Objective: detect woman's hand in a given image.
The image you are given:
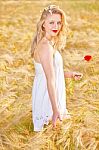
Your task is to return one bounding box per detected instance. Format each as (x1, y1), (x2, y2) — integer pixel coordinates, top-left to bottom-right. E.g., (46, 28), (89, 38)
(72, 72), (83, 80)
(52, 109), (62, 128)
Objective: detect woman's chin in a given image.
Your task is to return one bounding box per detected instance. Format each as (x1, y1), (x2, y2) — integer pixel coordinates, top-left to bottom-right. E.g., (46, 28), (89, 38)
(51, 33), (58, 37)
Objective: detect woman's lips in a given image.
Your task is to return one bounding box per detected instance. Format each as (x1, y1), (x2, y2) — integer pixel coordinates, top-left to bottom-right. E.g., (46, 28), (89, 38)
(52, 30), (58, 33)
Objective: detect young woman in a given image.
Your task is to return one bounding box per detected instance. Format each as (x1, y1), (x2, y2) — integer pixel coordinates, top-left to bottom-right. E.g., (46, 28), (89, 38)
(31, 5), (83, 132)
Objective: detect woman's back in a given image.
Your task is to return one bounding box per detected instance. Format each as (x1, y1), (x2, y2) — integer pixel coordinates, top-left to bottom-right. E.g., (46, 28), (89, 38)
(34, 38), (56, 63)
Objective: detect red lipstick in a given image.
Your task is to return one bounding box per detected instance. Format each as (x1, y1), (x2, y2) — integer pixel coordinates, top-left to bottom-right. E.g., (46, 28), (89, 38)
(52, 30), (58, 33)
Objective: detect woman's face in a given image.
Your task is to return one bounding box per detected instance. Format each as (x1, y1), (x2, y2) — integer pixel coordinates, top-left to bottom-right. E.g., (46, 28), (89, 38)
(43, 13), (62, 38)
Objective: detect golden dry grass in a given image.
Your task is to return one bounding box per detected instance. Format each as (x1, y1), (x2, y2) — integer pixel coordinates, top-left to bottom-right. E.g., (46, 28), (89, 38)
(0, 0), (99, 150)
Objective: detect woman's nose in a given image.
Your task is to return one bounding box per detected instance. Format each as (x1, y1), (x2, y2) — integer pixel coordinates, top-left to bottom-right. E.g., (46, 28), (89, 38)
(53, 23), (58, 29)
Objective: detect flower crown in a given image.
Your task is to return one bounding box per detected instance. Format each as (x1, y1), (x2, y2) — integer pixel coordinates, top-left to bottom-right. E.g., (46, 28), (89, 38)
(44, 5), (59, 15)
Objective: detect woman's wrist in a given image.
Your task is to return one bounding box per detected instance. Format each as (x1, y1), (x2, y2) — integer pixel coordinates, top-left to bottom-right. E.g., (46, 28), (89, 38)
(72, 72), (76, 78)
(64, 71), (74, 78)
(69, 72), (74, 78)
(53, 105), (59, 113)
(72, 72), (74, 78)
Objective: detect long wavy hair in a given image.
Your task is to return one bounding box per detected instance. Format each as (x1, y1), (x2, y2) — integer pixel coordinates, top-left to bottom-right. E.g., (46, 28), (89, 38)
(31, 5), (69, 58)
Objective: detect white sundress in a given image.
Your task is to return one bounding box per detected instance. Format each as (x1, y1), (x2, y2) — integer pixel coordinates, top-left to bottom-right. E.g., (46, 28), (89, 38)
(32, 50), (69, 132)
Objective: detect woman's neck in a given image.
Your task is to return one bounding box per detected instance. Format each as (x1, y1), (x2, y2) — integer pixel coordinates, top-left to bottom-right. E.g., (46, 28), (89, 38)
(44, 36), (55, 47)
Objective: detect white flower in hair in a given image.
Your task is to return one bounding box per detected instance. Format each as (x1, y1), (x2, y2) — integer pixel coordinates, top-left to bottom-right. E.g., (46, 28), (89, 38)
(45, 5), (59, 10)
(48, 9), (52, 15)
(44, 7), (48, 11)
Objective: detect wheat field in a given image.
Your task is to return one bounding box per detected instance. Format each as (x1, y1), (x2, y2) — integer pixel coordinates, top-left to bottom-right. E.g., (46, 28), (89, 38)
(0, 0), (99, 150)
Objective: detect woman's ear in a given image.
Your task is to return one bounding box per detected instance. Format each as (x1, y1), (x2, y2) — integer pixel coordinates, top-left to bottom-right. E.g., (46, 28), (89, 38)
(42, 23), (45, 31)
(42, 22), (45, 28)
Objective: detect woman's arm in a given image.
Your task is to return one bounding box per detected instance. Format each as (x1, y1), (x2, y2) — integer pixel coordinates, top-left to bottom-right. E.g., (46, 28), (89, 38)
(64, 71), (83, 80)
(38, 42), (58, 113)
(64, 71), (73, 78)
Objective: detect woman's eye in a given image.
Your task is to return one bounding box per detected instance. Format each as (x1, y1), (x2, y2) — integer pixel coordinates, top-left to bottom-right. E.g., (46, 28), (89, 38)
(50, 22), (54, 24)
(57, 22), (62, 25)
(49, 21), (62, 25)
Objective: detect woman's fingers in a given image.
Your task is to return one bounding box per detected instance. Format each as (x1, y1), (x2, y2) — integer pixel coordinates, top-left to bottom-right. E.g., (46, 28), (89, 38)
(73, 72), (83, 80)
(58, 113), (62, 121)
(75, 73), (83, 77)
(52, 118), (56, 128)
(74, 76), (80, 80)
(52, 113), (62, 128)
(52, 114), (57, 127)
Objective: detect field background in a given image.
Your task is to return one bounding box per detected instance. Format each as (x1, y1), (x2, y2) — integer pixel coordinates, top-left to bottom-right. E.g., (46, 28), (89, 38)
(0, 0), (99, 150)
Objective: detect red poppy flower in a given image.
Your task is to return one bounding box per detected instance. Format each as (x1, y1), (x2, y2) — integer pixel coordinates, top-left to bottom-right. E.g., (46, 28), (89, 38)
(84, 55), (92, 61)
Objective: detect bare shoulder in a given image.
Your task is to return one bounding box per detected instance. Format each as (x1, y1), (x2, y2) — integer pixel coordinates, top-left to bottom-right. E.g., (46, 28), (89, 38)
(37, 38), (54, 61)
(38, 39), (53, 56)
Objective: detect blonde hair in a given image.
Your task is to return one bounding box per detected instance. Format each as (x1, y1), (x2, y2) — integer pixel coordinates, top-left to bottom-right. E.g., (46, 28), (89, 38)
(31, 5), (69, 58)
